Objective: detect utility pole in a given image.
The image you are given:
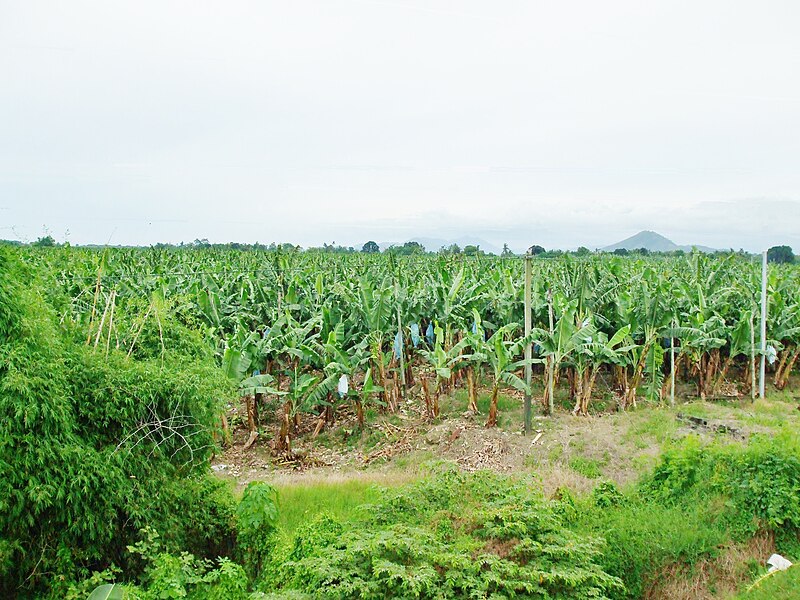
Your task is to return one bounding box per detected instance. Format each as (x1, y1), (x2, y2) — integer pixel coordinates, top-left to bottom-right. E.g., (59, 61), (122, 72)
(759, 250), (768, 399)
(523, 252), (532, 435)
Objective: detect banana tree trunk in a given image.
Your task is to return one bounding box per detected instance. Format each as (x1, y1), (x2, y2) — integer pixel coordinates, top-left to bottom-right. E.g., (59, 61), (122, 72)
(542, 357), (552, 412)
(712, 354), (734, 396)
(245, 394), (258, 433)
(421, 377), (434, 419)
(275, 401), (291, 454)
(576, 368), (598, 416)
(466, 366), (478, 413)
(485, 383), (499, 427)
(625, 342), (653, 409)
(571, 368), (585, 415)
(355, 400), (365, 428)
(773, 348), (790, 387)
(776, 345), (800, 390)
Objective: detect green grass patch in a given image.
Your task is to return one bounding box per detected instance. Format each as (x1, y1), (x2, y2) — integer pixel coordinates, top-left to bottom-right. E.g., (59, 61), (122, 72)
(624, 409), (678, 448)
(569, 456), (604, 478)
(275, 480), (383, 536)
(737, 565), (800, 599)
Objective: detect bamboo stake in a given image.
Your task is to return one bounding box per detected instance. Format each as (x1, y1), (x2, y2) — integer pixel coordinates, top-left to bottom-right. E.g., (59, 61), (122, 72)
(86, 268), (103, 345)
(105, 290), (116, 357)
(93, 292), (112, 348)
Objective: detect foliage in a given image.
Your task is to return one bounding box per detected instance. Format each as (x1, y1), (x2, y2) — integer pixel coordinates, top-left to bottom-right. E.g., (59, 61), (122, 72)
(87, 527), (250, 600)
(361, 241), (379, 254)
(267, 467), (623, 598)
(237, 482), (280, 580)
(0, 249), (236, 598)
(768, 245), (794, 264)
(645, 430), (800, 537)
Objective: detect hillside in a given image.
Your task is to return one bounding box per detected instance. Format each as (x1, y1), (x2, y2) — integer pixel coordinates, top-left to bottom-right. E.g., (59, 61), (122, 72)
(603, 230), (716, 253)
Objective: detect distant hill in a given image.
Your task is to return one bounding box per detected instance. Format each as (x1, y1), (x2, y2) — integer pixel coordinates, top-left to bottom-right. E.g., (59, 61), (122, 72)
(602, 231), (715, 253)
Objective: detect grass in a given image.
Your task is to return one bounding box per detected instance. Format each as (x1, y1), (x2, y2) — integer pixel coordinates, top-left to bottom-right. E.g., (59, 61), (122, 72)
(569, 456), (604, 478)
(737, 565), (800, 599)
(623, 409), (679, 448)
(275, 480), (383, 535)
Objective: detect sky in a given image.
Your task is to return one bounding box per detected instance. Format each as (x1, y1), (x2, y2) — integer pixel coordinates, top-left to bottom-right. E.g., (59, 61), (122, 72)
(1, 1), (799, 252)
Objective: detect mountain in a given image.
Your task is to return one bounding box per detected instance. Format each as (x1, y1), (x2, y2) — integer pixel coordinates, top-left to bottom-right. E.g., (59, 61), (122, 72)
(602, 231), (716, 253)
(378, 237), (504, 255)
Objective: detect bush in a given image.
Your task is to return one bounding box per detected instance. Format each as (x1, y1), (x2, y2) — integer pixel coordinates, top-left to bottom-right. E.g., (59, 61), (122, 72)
(0, 249), (236, 597)
(644, 431), (800, 537)
(269, 468), (623, 599)
(237, 482), (279, 580)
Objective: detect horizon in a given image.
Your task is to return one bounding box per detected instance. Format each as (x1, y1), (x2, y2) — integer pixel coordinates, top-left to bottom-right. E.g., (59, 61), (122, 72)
(3, 2), (799, 252)
(6, 228), (765, 255)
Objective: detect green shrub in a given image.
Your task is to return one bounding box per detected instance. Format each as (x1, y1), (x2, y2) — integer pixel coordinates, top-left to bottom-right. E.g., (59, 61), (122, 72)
(0, 249), (236, 597)
(237, 482), (279, 580)
(270, 469), (623, 599)
(644, 431), (800, 537)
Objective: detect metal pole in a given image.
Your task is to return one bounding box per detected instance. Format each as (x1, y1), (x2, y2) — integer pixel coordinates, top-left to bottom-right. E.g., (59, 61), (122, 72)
(759, 250), (767, 399)
(395, 279), (406, 397)
(523, 253), (532, 434)
(547, 288), (555, 416)
(670, 317), (675, 407)
(749, 310), (756, 400)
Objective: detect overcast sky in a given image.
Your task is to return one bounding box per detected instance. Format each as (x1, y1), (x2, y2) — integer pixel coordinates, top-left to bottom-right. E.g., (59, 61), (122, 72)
(1, 1), (799, 251)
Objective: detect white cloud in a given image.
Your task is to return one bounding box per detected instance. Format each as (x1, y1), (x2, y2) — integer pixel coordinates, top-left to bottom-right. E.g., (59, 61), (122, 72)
(1, 1), (799, 251)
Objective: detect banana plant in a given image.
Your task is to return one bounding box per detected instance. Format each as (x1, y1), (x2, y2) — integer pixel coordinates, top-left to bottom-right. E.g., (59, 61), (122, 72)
(467, 322), (530, 427)
(570, 322), (632, 415)
(418, 323), (469, 419)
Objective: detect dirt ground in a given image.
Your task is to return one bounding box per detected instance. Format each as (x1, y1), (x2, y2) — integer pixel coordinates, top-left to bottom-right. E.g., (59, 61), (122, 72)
(211, 379), (800, 494)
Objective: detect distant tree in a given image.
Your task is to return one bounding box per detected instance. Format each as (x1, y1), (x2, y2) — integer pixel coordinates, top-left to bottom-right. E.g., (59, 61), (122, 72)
(193, 238), (211, 248)
(768, 245), (794, 264)
(362, 241), (380, 253)
(463, 245), (482, 256)
(387, 241), (426, 256)
(574, 246), (590, 256)
(528, 245), (545, 256)
(636, 247), (650, 255)
(501, 243), (514, 258)
(32, 235), (56, 247)
(613, 248), (629, 256)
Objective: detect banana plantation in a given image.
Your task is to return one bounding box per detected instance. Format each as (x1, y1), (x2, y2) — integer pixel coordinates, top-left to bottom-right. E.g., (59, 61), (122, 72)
(6, 244), (800, 598)
(24, 246), (800, 448)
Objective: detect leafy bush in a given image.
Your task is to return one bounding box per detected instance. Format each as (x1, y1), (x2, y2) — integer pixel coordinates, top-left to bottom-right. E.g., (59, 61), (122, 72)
(645, 431), (800, 537)
(268, 467), (623, 599)
(237, 482), (279, 580)
(592, 481), (624, 508)
(0, 249), (236, 597)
